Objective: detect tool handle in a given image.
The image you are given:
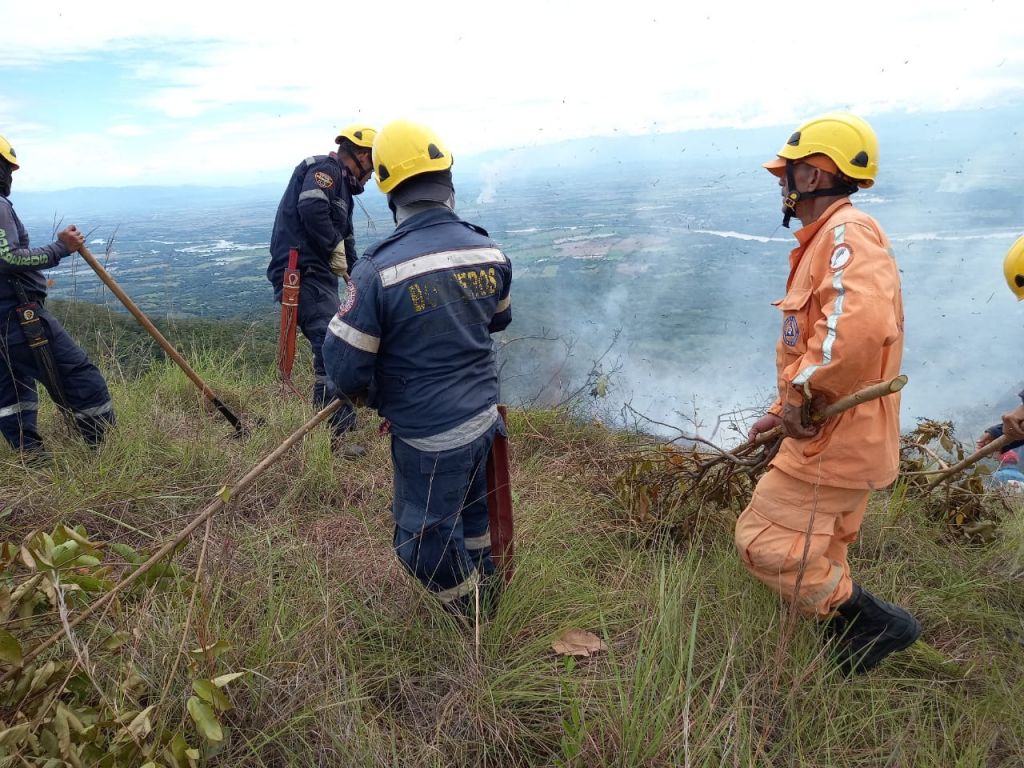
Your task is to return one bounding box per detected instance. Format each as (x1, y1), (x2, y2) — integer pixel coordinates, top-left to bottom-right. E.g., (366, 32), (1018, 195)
(78, 245), (243, 430)
(745, 375), (908, 450)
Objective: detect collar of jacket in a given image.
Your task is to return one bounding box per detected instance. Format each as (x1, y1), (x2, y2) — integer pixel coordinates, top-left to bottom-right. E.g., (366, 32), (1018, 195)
(364, 207), (468, 260)
(394, 205), (460, 233)
(792, 198), (852, 249)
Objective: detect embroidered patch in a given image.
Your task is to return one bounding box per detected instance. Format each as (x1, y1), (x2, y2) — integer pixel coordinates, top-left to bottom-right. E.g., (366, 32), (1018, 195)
(830, 243), (853, 271)
(339, 281), (357, 316)
(314, 171), (334, 189)
(782, 315), (800, 347)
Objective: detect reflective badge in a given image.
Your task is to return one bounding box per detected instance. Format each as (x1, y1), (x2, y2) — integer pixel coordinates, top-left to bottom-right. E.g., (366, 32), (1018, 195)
(339, 281), (356, 316)
(314, 171), (334, 189)
(830, 243), (853, 271)
(783, 315), (799, 347)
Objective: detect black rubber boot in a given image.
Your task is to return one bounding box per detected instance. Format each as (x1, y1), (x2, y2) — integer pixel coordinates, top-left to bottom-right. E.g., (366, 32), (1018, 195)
(832, 582), (921, 675)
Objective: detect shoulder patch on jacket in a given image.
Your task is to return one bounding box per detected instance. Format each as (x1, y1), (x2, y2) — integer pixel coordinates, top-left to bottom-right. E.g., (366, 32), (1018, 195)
(829, 243), (854, 271)
(339, 281), (357, 315)
(314, 171), (334, 189)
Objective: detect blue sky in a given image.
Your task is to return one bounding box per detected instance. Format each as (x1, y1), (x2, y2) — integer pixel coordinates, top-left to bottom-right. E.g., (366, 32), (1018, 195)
(3, 0), (1023, 190)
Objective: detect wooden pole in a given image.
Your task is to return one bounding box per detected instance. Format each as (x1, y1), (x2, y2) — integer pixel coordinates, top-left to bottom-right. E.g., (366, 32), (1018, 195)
(77, 244), (246, 434)
(0, 399), (343, 684)
(923, 434), (1009, 491)
(745, 375), (908, 451)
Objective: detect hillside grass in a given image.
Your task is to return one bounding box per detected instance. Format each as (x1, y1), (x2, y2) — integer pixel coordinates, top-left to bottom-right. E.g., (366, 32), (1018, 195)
(2, 303), (1024, 766)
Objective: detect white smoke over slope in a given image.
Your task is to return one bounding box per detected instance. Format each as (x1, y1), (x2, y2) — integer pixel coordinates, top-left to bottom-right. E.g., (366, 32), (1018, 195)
(473, 111), (1024, 445)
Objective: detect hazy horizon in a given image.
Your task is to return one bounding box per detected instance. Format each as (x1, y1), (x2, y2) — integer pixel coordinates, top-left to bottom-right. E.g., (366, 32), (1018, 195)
(9, 107), (1024, 448)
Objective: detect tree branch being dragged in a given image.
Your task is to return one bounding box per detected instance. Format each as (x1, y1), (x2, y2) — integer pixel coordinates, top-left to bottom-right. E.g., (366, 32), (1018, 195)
(614, 376), (907, 540)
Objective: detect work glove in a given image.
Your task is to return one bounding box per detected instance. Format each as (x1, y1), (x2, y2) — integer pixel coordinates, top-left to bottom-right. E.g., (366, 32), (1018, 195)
(329, 242), (349, 282)
(781, 388), (827, 440)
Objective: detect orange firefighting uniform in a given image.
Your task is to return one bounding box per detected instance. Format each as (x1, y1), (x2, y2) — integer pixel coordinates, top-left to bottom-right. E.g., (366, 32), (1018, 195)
(735, 198), (904, 616)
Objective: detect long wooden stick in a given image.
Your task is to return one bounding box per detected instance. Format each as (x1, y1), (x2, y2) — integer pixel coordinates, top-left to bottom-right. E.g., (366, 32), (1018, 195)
(746, 375), (908, 450)
(0, 399), (343, 684)
(923, 434), (1009, 490)
(77, 244), (247, 434)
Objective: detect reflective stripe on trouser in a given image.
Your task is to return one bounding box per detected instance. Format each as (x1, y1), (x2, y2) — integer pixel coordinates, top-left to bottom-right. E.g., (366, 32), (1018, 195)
(1, 306), (115, 450)
(297, 280), (355, 435)
(734, 468), (870, 617)
(390, 421), (500, 602)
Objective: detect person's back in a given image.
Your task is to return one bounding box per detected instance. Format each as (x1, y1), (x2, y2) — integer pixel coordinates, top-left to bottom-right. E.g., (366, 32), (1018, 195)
(346, 206), (510, 438)
(322, 119), (512, 615)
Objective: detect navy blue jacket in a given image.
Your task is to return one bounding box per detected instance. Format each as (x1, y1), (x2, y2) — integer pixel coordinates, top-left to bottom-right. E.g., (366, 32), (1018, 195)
(322, 207), (512, 438)
(0, 196), (70, 306)
(267, 153), (357, 298)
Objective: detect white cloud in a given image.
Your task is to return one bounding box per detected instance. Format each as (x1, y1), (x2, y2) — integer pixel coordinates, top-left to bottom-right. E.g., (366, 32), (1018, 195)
(5, 0), (1023, 188)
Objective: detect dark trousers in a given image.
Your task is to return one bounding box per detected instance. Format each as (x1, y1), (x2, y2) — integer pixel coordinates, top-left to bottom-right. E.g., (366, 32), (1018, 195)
(0, 305), (115, 451)
(390, 420), (502, 605)
(297, 280), (355, 435)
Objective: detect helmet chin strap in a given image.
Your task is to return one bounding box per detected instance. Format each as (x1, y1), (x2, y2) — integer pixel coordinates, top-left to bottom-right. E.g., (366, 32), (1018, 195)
(351, 150), (372, 185)
(782, 160), (858, 228)
(339, 147), (372, 194)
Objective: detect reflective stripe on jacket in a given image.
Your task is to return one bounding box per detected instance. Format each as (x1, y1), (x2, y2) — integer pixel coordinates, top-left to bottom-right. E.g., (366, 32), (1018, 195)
(770, 198), (904, 489)
(322, 207), (512, 438)
(0, 197), (69, 305)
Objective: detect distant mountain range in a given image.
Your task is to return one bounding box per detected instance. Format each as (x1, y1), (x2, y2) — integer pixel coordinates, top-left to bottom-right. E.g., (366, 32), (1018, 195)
(13, 102), (1023, 219)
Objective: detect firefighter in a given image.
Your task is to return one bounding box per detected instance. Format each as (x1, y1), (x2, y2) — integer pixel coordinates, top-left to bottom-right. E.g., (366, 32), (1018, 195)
(734, 113), (920, 675)
(0, 134), (115, 455)
(267, 124), (377, 457)
(989, 235), (1024, 444)
(322, 120), (512, 614)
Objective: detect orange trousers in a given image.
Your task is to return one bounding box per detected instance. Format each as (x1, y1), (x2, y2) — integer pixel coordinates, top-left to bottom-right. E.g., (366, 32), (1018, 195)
(734, 468), (870, 618)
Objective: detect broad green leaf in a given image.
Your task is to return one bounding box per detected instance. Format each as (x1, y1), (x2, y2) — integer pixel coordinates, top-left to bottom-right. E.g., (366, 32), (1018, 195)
(64, 575), (114, 593)
(28, 660), (57, 695)
(169, 732), (192, 765)
(187, 696), (223, 742)
(49, 541), (81, 567)
(53, 706), (71, 760)
(0, 722), (32, 747)
(192, 679), (233, 712)
(110, 542), (144, 564)
(39, 726), (60, 757)
(102, 631), (131, 651)
(168, 732), (202, 768)
(0, 629), (22, 664)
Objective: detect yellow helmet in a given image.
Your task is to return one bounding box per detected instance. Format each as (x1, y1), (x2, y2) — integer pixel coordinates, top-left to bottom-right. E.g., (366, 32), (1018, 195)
(335, 125), (376, 149)
(1003, 235), (1024, 300)
(0, 135), (19, 169)
(767, 112), (878, 188)
(372, 120), (452, 195)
